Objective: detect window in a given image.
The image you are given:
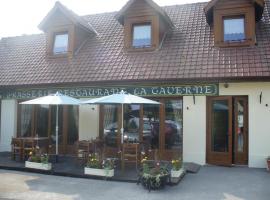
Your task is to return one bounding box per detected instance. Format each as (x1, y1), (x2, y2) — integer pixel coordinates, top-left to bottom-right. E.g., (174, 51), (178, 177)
(223, 17), (245, 42)
(53, 33), (69, 54)
(132, 24), (151, 48)
(103, 105), (118, 147)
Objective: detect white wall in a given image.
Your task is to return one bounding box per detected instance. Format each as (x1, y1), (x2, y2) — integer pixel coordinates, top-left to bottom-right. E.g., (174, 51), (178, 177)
(0, 100), (17, 152)
(220, 82), (270, 168)
(183, 96), (206, 165)
(79, 102), (99, 141)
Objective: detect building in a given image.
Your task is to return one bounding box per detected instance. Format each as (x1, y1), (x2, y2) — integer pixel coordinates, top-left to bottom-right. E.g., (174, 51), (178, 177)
(0, 0), (269, 168)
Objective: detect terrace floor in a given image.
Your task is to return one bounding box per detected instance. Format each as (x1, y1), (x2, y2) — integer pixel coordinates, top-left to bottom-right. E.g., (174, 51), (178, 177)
(0, 152), (139, 182)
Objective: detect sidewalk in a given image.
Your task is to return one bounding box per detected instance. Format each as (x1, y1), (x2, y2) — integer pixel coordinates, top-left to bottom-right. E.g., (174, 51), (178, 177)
(0, 166), (269, 200)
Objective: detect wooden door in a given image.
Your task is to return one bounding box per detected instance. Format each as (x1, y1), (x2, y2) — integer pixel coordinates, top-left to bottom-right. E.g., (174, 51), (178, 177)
(233, 97), (248, 165)
(207, 96), (233, 166)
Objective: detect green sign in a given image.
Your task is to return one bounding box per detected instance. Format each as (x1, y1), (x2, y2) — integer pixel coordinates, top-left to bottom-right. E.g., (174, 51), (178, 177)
(0, 84), (218, 99)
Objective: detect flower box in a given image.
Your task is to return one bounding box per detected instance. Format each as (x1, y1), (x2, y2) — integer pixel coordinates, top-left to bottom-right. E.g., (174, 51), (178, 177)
(84, 167), (114, 177)
(25, 161), (52, 170)
(171, 168), (185, 178)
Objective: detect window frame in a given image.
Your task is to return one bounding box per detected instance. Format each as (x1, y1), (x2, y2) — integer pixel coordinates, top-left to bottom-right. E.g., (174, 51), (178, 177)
(124, 16), (159, 52)
(52, 32), (69, 55)
(223, 15), (246, 43)
(132, 23), (152, 48)
(213, 6), (256, 47)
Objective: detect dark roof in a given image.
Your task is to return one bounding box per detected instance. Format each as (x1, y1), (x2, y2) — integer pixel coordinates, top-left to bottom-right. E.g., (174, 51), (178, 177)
(0, 1), (270, 88)
(39, 1), (97, 34)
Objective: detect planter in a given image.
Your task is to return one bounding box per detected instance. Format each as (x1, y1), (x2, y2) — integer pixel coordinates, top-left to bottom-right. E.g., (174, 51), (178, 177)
(267, 159), (270, 171)
(84, 167), (114, 177)
(25, 161), (52, 170)
(171, 168), (185, 178)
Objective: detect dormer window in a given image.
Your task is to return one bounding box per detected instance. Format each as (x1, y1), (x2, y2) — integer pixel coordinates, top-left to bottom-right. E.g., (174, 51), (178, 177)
(116, 0), (174, 51)
(204, 0), (265, 47)
(223, 17), (245, 42)
(132, 24), (151, 48)
(53, 33), (69, 54)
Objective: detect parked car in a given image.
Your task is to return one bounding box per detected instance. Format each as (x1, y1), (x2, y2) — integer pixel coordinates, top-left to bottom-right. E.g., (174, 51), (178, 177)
(104, 119), (152, 145)
(104, 118), (179, 148)
(151, 121), (178, 148)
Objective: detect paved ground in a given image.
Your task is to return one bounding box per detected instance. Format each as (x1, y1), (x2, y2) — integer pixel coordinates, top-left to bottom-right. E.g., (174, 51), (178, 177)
(0, 166), (269, 200)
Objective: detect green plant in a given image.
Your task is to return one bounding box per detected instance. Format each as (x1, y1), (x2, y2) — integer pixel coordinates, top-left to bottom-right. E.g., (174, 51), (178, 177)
(28, 149), (49, 164)
(140, 157), (170, 191)
(102, 158), (114, 170)
(86, 154), (115, 171)
(171, 158), (182, 171)
(86, 153), (101, 169)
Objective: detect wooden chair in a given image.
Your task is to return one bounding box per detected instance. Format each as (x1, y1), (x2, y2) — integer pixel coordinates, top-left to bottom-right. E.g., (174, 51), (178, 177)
(121, 143), (139, 171)
(11, 138), (23, 161)
(76, 140), (94, 164)
(22, 139), (36, 160)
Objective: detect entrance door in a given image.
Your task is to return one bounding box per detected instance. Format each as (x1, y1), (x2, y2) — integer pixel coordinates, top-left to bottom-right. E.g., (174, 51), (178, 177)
(207, 96), (233, 165)
(207, 96), (248, 166)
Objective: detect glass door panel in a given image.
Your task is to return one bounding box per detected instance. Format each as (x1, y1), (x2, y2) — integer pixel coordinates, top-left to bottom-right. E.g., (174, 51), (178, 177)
(50, 106), (64, 153)
(164, 100), (183, 150)
(35, 105), (49, 137)
(234, 97), (248, 165)
(103, 105), (119, 147)
(211, 100), (229, 152)
(143, 104), (160, 149)
(18, 104), (33, 137)
(123, 104), (140, 143)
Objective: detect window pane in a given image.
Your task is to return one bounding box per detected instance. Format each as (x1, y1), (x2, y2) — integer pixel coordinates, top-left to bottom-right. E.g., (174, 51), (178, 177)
(36, 105), (49, 137)
(123, 105), (140, 143)
(19, 105), (32, 137)
(237, 100), (244, 153)
(67, 106), (79, 145)
(143, 103), (160, 149)
(104, 105), (118, 147)
(211, 100), (229, 152)
(164, 100), (183, 150)
(53, 34), (68, 54)
(224, 18), (245, 41)
(133, 24), (151, 47)
(51, 106), (63, 145)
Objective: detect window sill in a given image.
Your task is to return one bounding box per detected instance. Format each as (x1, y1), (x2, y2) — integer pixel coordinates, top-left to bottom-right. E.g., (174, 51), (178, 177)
(216, 39), (254, 47)
(126, 46), (156, 52)
(47, 52), (71, 59)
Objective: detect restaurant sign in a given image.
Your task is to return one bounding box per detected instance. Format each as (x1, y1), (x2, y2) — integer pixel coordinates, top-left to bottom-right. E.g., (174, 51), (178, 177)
(0, 84), (218, 99)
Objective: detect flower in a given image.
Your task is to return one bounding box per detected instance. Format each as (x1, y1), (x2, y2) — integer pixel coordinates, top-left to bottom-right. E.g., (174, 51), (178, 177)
(28, 148), (49, 164)
(171, 158), (182, 171)
(141, 156), (148, 163)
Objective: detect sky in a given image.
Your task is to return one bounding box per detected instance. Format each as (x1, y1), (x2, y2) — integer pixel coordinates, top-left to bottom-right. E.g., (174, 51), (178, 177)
(0, 0), (207, 38)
